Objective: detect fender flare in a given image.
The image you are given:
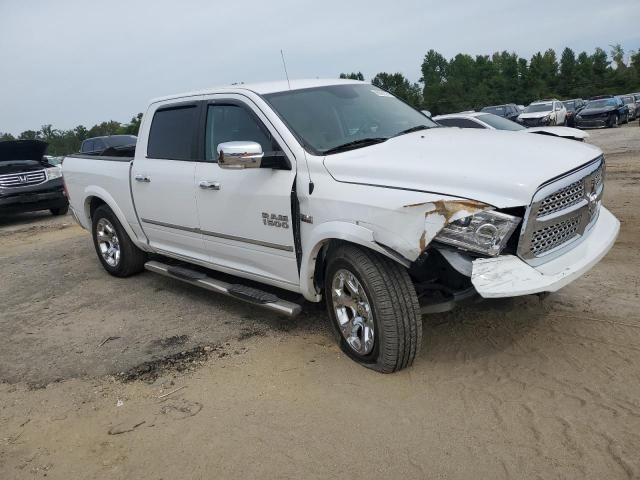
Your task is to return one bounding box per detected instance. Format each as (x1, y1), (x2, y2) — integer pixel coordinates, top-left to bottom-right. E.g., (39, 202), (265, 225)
(82, 186), (145, 249)
(299, 221), (410, 302)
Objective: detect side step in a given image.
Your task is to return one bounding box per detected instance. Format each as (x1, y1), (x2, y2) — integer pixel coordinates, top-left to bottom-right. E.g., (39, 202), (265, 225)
(144, 260), (302, 317)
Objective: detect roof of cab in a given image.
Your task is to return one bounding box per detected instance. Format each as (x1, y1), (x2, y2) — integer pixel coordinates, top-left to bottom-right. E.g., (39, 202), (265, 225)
(149, 78), (368, 105)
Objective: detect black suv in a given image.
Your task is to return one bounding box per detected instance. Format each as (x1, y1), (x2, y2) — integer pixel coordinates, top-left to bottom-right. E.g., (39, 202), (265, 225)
(480, 103), (520, 121)
(0, 140), (68, 216)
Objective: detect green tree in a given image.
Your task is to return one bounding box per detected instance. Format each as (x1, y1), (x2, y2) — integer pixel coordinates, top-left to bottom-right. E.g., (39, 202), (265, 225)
(558, 48), (577, 97)
(339, 72), (365, 81)
(18, 130), (40, 140)
(371, 72), (422, 107)
(0, 132), (16, 141)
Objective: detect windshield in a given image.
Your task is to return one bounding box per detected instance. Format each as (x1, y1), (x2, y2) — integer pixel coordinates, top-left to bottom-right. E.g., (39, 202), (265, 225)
(263, 84), (437, 154)
(106, 136), (137, 147)
(524, 102), (553, 113)
(481, 106), (506, 115)
(563, 101), (576, 110)
(477, 113), (525, 131)
(586, 99), (615, 109)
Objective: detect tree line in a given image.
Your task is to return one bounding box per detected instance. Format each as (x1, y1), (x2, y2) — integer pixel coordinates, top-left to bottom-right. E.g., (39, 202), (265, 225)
(341, 44), (639, 115)
(2, 44), (638, 155)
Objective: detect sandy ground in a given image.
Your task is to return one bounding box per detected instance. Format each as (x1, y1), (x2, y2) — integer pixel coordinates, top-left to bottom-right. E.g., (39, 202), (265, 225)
(1, 124), (639, 479)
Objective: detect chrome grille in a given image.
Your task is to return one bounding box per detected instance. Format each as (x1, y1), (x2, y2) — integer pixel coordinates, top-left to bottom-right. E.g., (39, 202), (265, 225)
(537, 180), (584, 217)
(529, 214), (582, 256)
(0, 170), (47, 188)
(518, 158), (605, 265)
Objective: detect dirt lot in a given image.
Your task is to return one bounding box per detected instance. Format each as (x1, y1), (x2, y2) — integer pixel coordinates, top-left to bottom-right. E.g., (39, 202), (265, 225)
(1, 124), (639, 479)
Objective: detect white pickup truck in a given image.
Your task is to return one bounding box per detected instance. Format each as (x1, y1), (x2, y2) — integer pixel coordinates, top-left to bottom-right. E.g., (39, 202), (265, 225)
(63, 79), (620, 373)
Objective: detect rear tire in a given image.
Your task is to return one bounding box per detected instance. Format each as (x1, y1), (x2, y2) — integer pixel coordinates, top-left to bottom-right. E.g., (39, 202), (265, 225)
(324, 244), (422, 373)
(91, 205), (146, 277)
(50, 205), (69, 216)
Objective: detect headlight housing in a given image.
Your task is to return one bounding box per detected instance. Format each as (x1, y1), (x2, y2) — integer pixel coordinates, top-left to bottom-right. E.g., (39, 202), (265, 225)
(434, 210), (520, 257)
(46, 167), (62, 180)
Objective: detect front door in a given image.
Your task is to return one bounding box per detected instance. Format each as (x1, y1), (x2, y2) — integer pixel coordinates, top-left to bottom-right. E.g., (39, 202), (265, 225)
(194, 98), (299, 287)
(132, 101), (207, 260)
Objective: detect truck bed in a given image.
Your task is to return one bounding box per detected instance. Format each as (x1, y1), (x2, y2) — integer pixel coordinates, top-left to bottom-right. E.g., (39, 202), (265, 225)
(62, 154), (146, 244)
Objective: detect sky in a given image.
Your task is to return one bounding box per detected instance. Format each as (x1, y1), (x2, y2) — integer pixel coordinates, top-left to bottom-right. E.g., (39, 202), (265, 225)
(1, 0), (639, 135)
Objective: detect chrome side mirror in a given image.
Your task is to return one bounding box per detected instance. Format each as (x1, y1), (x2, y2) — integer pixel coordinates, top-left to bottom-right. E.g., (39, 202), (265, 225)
(217, 141), (264, 169)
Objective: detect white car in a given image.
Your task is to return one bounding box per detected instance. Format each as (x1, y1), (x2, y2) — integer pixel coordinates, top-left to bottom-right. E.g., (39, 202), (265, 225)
(518, 99), (567, 127)
(434, 111), (589, 141)
(63, 79), (619, 373)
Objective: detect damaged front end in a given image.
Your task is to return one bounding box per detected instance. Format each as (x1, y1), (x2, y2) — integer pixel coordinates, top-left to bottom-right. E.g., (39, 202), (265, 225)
(402, 199), (523, 314)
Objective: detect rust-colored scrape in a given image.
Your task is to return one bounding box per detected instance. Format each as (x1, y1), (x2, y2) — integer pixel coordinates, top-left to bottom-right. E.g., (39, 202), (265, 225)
(429, 200), (486, 222)
(404, 199), (486, 221)
(410, 199), (487, 254)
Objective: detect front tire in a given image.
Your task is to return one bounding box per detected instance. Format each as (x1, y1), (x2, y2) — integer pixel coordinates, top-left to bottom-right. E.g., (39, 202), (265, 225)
(91, 205), (146, 277)
(325, 245), (422, 373)
(609, 114), (619, 128)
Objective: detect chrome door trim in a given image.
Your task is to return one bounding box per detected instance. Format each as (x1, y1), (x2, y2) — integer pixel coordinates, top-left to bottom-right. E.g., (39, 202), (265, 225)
(140, 218), (294, 252)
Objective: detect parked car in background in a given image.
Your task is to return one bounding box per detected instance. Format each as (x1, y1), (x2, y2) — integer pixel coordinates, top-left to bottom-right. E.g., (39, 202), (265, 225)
(480, 103), (520, 121)
(517, 99), (567, 126)
(517, 105), (525, 112)
(62, 79), (619, 372)
(562, 99), (586, 127)
(618, 95), (637, 121)
(434, 112), (588, 141)
(80, 135), (137, 156)
(0, 140), (68, 216)
(576, 96), (627, 129)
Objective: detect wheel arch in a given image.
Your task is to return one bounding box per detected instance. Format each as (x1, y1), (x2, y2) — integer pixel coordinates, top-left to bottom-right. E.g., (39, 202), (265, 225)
(299, 221), (410, 302)
(82, 187), (143, 249)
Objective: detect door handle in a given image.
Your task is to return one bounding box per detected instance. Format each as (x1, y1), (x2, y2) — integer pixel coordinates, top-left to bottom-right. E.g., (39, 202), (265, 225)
(135, 174), (151, 183)
(199, 181), (221, 190)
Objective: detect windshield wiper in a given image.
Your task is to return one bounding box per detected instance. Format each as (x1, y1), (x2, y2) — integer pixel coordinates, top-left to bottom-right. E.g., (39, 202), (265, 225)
(393, 125), (431, 137)
(322, 137), (388, 155)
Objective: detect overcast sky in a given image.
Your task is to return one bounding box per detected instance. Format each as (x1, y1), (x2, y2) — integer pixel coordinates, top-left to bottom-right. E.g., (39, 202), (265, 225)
(1, 0), (639, 135)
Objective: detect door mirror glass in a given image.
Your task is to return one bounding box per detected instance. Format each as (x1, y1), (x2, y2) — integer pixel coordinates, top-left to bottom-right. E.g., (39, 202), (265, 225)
(217, 141), (263, 169)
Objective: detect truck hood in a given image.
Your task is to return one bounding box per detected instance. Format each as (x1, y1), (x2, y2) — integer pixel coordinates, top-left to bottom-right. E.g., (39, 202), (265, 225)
(322, 128), (602, 208)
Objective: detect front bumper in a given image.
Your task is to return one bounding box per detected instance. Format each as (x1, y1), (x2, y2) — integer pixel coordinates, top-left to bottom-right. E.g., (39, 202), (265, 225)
(576, 118), (608, 129)
(0, 185), (67, 214)
(471, 207), (619, 298)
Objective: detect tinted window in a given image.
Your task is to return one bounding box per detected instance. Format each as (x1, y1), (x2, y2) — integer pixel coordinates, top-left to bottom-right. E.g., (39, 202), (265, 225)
(205, 104), (277, 161)
(147, 105), (198, 160)
(436, 118), (485, 129)
(105, 135), (137, 147)
(481, 106), (506, 116)
(82, 140), (93, 152)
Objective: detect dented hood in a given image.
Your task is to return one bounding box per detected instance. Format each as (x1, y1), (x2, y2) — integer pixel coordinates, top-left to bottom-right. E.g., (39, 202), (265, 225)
(322, 128), (602, 208)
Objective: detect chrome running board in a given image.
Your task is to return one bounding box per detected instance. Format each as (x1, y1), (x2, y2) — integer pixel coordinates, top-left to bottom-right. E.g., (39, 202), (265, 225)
(144, 260), (302, 317)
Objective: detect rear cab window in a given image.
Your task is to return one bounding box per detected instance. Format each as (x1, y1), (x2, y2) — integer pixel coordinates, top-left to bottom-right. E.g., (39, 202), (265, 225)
(147, 104), (200, 160)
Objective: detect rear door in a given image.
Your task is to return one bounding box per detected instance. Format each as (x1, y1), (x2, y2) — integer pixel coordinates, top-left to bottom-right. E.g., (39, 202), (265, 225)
(194, 96), (299, 287)
(132, 100), (208, 260)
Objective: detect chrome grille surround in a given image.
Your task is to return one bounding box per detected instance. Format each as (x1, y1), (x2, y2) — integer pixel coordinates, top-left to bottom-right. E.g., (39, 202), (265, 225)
(0, 169), (47, 188)
(518, 157), (605, 266)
